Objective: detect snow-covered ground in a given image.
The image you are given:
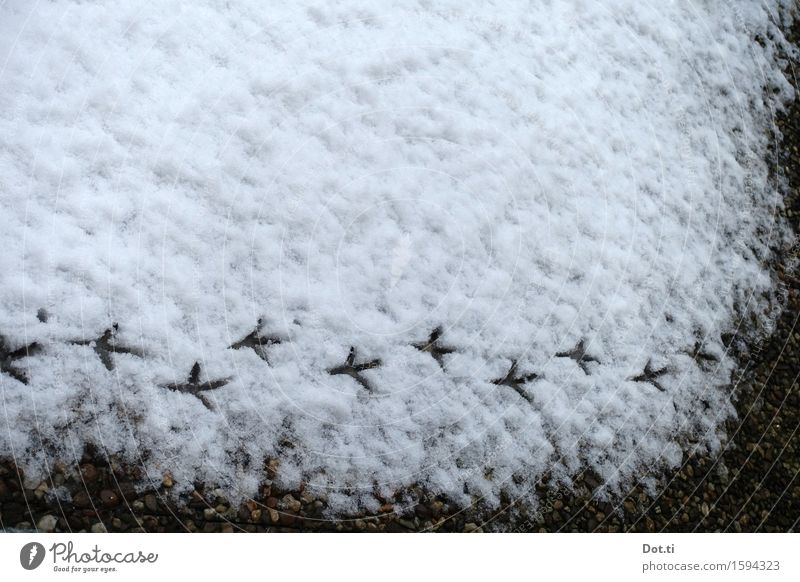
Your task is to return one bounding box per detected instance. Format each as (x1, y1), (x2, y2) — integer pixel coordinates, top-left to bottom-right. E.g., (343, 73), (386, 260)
(0, 1), (796, 512)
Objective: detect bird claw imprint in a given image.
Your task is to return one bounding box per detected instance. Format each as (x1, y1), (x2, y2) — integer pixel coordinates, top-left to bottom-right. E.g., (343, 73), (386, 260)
(628, 359), (669, 392)
(491, 360), (539, 404)
(684, 340), (719, 367)
(72, 324), (143, 371)
(327, 347), (382, 392)
(228, 318), (282, 363)
(162, 362), (230, 410)
(0, 336), (41, 385)
(555, 339), (600, 375)
(412, 326), (455, 369)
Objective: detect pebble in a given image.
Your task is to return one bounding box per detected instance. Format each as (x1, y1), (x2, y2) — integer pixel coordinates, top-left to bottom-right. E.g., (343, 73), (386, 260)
(91, 522), (107, 533)
(282, 494), (301, 513)
(268, 508), (280, 524)
(396, 518), (416, 530)
(117, 482), (136, 501)
(34, 482), (48, 499)
(144, 494), (158, 513)
(99, 489), (119, 508)
(37, 514), (58, 532)
(73, 491), (92, 508)
(80, 464), (99, 482)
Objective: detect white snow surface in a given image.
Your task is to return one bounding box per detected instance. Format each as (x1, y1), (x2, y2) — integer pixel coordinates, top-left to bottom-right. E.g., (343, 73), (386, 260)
(0, 0), (796, 511)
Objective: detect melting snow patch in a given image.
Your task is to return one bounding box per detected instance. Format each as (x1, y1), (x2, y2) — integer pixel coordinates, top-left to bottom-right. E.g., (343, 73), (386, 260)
(0, 1), (796, 512)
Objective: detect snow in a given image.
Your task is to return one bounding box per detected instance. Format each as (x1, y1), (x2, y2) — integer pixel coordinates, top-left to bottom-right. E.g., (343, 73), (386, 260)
(0, 0), (796, 512)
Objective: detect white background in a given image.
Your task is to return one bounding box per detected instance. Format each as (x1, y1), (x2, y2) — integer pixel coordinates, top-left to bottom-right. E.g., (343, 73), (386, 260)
(1, 533), (797, 581)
